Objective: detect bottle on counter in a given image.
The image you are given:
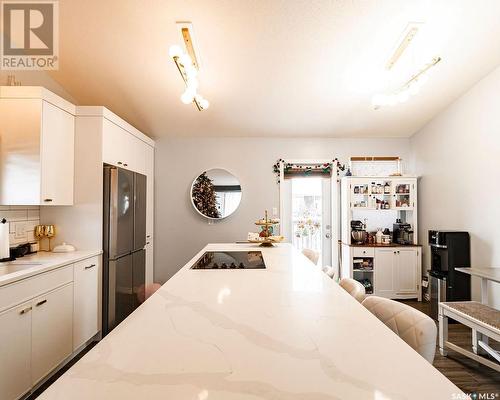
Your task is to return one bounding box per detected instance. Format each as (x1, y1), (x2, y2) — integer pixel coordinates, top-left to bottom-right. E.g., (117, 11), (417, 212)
(375, 228), (383, 244)
(384, 182), (391, 194)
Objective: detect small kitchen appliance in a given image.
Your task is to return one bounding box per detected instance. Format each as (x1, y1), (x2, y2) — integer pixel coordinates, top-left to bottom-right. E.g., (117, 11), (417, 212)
(351, 220), (367, 244)
(393, 220), (414, 245)
(428, 230), (471, 320)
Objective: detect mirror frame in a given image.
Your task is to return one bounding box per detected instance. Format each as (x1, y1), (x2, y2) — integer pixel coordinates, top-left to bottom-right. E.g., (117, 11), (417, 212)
(190, 168), (242, 220)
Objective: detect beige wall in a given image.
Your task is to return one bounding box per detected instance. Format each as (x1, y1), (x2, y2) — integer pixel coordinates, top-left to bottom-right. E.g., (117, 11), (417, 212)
(411, 65), (500, 308)
(154, 137), (411, 283)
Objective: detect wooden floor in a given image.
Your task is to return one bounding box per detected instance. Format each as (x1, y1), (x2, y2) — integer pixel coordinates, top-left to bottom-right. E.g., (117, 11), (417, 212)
(402, 300), (500, 395)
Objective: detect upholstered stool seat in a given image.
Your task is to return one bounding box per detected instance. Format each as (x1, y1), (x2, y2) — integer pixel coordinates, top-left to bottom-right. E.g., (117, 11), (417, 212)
(363, 296), (437, 363)
(302, 248), (319, 265)
(339, 278), (366, 303)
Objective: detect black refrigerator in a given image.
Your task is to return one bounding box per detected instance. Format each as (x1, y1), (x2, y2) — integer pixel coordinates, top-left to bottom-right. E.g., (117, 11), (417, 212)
(102, 165), (146, 336)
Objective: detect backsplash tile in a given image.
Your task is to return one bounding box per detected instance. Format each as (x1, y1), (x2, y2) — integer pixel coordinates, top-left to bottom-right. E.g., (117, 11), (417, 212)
(0, 206), (40, 246)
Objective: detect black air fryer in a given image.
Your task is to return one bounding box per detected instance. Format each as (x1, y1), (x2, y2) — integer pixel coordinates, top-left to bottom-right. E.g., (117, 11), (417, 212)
(428, 230), (471, 320)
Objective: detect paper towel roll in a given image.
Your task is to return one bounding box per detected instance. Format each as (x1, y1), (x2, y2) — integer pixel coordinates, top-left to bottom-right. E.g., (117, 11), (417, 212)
(0, 220), (10, 259)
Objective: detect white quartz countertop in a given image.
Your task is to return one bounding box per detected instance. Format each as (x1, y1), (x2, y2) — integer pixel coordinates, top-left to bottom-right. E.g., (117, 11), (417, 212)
(456, 267), (500, 283)
(0, 250), (102, 287)
(39, 243), (461, 399)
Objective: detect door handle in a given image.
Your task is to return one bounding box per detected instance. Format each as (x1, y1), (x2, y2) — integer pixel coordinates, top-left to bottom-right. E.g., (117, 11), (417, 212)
(35, 299), (47, 307)
(85, 264), (96, 270)
(19, 306), (32, 315)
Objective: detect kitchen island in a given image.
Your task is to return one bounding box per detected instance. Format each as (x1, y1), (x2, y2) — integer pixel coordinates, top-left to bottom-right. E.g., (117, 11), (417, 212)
(38, 243), (461, 400)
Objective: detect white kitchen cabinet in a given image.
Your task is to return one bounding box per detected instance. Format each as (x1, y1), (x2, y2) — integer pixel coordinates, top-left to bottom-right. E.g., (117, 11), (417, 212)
(373, 247), (420, 299)
(0, 87), (75, 205)
(73, 256), (100, 350)
(396, 248), (419, 294)
(0, 301), (32, 400)
(102, 118), (140, 172)
(31, 283), (74, 385)
(374, 249), (397, 298)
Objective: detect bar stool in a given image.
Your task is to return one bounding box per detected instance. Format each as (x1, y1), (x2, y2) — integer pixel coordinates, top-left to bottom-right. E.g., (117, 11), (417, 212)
(302, 248), (319, 265)
(362, 296), (437, 363)
(339, 278), (366, 303)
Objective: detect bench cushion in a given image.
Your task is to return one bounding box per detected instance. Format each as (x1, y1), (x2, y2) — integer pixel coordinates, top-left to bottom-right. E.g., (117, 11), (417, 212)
(441, 301), (500, 331)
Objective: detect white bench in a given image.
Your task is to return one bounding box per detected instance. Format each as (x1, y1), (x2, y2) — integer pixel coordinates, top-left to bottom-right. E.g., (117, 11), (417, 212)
(439, 301), (500, 372)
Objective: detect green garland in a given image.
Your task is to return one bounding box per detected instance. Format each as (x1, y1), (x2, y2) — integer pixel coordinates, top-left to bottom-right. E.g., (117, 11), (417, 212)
(272, 158), (346, 183)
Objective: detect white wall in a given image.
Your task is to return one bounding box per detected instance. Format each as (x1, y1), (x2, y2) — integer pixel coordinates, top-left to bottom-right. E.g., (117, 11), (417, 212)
(411, 65), (500, 307)
(154, 137), (410, 283)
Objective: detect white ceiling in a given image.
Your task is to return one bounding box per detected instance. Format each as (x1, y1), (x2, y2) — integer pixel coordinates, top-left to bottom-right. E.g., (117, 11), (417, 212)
(49, 0), (500, 139)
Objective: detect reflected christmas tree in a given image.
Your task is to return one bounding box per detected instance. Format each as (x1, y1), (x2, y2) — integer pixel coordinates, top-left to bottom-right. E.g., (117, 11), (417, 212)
(192, 172), (220, 218)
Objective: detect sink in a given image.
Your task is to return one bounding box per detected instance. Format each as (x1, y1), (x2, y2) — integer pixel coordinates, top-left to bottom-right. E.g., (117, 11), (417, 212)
(0, 262), (43, 276)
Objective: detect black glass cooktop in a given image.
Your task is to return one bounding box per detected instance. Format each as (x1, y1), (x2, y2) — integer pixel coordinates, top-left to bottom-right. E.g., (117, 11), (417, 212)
(190, 251), (266, 270)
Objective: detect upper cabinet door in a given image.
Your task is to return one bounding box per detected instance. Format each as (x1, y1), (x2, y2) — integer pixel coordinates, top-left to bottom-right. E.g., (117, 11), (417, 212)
(102, 119), (146, 174)
(40, 101), (75, 205)
(0, 96), (75, 206)
(392, 179), (415, 210)
(0, 98), (42, 205)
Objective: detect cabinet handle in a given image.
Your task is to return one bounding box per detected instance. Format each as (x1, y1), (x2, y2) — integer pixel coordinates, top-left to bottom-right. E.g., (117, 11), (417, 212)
(124, 163), (128, 167)
(19, 306), (32, 315)
(85, 264), (96, 270)
(146, 241), (150, 245)
(44, 198), (53, 202)
(117, 161), (123, 165)
(35, 299), (47, 307)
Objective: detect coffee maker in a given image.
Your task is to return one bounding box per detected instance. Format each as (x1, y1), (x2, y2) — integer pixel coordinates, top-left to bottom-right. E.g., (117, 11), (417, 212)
(393, 219), (413, 245)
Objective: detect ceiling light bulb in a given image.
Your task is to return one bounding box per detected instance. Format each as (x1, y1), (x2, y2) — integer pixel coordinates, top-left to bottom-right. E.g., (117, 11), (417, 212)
(387, 95), (398, 106)
(408, 82), (420, 95)
(179, 53), (192, 67)
(169, 45), (183, 58)
(418, 74), (429, 86)
(371, 94), (388, 107)
(181, 90), (195, 104)
(397, 91), (409, 103)
(200, 99), (210, 110)
(187, 77), (199, 91)
(185, 65), (198, 79)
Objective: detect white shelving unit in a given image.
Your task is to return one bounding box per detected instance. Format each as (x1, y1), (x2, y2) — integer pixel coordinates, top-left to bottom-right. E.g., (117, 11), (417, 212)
(340, 176), (422, 301)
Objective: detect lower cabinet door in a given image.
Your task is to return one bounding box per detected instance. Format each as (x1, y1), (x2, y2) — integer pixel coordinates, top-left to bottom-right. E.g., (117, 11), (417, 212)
(31, 283), (73, 385)
(374, 249), (396, 298)
(396, 249), (418, 294)
(0, 301), (32, 400)
(73, 257), (99, 351)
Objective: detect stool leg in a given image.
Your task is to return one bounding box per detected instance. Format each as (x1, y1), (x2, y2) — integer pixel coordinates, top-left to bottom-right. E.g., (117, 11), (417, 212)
(439, 310), (448, 357)
(472, 329), (479, 354)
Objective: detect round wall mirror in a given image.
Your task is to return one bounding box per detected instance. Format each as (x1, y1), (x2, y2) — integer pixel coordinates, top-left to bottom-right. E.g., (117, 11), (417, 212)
(191, 169), (242, 219)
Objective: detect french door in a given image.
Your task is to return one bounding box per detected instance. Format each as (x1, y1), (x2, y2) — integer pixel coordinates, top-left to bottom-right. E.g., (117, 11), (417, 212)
(280, 171), (335, 267)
